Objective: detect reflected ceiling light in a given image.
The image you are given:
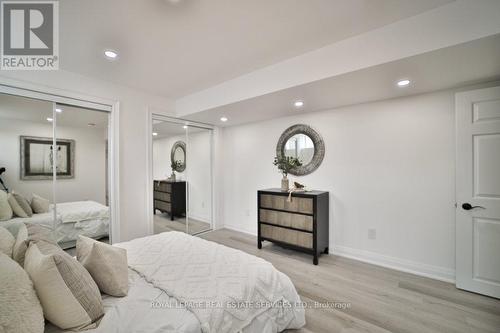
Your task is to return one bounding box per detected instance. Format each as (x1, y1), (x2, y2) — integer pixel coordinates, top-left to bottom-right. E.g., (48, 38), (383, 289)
(294, 100), (304, 108)
(104, 49), (118, 60)
(152, 132), (158, 136)
(220, 116), (228, 122)
(397, 79), (410, 87)
(46, 117), (53, 122)
(183, 125), (188, 129)
(55, 108), (62, 113)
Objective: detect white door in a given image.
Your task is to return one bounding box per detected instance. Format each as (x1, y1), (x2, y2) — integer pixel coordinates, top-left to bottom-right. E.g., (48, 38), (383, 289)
(456, 86), (500, 298)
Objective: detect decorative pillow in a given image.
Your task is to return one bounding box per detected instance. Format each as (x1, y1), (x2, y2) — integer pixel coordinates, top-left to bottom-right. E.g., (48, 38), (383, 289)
(0, 226), (15, 258)
(0, 252), (45, 333)
(31, 193), (50, 214)
(12, 191), (33, 217)
(12, 223), (57, 267)
(77, 236), (129, 296)
(0, 190), (13, 221)
(8, 193), (28, 218)
(24, 241), (104, 331)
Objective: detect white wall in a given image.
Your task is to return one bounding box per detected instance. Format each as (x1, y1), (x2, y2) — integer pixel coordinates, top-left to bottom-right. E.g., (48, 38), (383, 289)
(222, 90), (456, 281)
(0, 70), (174, 242)
(0, 117), (106, 205)
(153, 130), (212, 223)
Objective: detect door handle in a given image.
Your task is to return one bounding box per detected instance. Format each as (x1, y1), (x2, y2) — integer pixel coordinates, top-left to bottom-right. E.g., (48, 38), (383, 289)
(462, 203), (485, 211)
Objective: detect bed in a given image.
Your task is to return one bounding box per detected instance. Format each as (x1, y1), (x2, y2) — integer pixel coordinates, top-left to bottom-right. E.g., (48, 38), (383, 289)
(2, 200), (109, 249)
(45, 231), (306, 333)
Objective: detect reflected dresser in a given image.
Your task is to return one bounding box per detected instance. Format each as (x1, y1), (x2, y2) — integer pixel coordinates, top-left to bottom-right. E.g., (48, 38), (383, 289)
(154, 180), (186, 220)
(258, 188), (329, 265)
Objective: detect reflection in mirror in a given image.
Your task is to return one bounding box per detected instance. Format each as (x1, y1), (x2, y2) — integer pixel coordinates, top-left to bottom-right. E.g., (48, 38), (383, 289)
(284, 134), (315, 165)
(53, 103), (110, 249)
(0, 94), (111, 252)
(152, 118), (213, 235)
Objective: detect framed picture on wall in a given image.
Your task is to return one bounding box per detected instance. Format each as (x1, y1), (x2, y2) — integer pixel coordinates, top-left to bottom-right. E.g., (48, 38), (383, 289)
(20, 136), (75, 180)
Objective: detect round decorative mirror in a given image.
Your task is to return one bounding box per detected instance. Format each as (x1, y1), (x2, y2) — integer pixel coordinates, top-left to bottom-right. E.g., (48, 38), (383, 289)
(170, 141), (186, 172)
(276, 124), (324, 176)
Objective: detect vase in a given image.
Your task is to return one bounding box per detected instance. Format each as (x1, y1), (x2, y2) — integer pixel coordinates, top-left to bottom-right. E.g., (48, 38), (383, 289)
(281, 176), (289, 192)
(171, 172), (176, 182)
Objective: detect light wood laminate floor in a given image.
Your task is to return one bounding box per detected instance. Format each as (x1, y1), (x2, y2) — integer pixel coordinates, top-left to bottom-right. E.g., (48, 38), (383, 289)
(200, 229), (500, 333)
(154, 213), (211, 235)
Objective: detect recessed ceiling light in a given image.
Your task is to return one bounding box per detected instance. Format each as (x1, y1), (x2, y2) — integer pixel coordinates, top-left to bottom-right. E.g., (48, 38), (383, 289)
(87, 123), (96, 127)
(47, 117), (53, 122)
(104, 50), (118, 60)
(397, 79), (410, 87)
(152, 132), (158, 136)
(55, 108), (62, 113)
(220, 116), (228, 122)
(294, 100), (304, 108)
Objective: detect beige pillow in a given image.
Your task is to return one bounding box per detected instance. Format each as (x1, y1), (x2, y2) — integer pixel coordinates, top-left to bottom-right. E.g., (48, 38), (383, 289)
(12, 223), (57, 267)
(0, 190), (13, 221)
(12, 191), (33, 217)
(31, 193), (50, 214)
(0, 252), (45, 333)
(24, 241), (104, 331)
(0, 226), (15, 258)
(77, 236), (129, 296)
(8, 193), (28, 218)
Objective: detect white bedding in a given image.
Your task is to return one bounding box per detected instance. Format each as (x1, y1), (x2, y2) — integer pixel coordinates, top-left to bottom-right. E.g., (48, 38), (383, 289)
(55, 201), (109, 224)
(116, 232), (305, 333)
(2, 201), (109, 246)
(45, 233), (305, 333)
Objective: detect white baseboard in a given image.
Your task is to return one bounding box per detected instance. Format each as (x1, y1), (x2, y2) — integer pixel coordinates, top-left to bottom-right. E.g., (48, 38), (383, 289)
(222, 224), (455, 283)
(332, 245), (455, 283)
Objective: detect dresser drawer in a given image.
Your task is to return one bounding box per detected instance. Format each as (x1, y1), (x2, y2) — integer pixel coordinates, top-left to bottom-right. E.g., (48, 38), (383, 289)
(154, 182), (172, 193)
(154, 191), (171, 202)
(260, 224), (313, 249)
(260, 194), (313, 214)
(260, 209), (313, 231)
(155, 200), (171, 212)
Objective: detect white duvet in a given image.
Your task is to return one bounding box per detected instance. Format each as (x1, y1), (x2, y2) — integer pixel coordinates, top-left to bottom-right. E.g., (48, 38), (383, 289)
(116, 232), (306, 333)
(54, 201), (109, 223)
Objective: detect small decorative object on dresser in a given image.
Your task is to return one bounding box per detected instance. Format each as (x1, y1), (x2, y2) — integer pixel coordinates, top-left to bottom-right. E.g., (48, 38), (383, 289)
(154, 180), (186, 220)
(273, 156), (302, 192)
(258, 188), (329, 265)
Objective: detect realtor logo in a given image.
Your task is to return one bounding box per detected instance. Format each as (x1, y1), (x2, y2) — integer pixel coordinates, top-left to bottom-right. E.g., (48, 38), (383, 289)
(1, 1), (58, 70)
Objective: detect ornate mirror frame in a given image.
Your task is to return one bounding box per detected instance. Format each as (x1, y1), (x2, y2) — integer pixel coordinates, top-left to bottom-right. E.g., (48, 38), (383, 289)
(170, 141), (186, 172)
(276, 124), (325, 176)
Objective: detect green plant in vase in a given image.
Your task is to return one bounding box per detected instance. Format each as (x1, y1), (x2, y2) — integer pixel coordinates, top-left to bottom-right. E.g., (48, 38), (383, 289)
(170, 160), (183, 181)
(273, 156), (302, 191)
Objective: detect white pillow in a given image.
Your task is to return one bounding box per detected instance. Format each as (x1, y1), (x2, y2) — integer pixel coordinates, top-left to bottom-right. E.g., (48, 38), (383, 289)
(12, 223), (57, 267)
(8, 193), (28, 218)
(31, 193), (50, 214)
(0, 226), (15, 258)
(0, 252), (45, 333)
(24, 241), (104, 331)
(0, 190), (13, 221)
(77, 236), (129, 296)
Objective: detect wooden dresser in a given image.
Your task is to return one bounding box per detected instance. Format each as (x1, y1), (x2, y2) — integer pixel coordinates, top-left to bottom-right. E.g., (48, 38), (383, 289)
(258, 188), (329, 265)
(154, 180), (186, 220)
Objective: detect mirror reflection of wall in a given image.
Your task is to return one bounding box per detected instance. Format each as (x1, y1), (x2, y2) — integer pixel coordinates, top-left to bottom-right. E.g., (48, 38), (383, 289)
(0, 93), (110, 251)
(284, 133), (315, 165)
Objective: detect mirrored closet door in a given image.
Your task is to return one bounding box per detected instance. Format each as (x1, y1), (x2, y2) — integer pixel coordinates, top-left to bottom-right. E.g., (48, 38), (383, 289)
(152, 116), (213, 235)
(0, 92), (111, 251)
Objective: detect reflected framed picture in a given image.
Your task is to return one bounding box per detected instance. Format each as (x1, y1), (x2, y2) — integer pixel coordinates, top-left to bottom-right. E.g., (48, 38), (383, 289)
(20, 136), (75, 180)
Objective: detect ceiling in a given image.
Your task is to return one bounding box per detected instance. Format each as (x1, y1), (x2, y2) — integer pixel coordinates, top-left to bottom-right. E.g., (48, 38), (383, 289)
(0, 94), (109, 129)
(59, 0), (452, 98)
(185, 34), (500, 127)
